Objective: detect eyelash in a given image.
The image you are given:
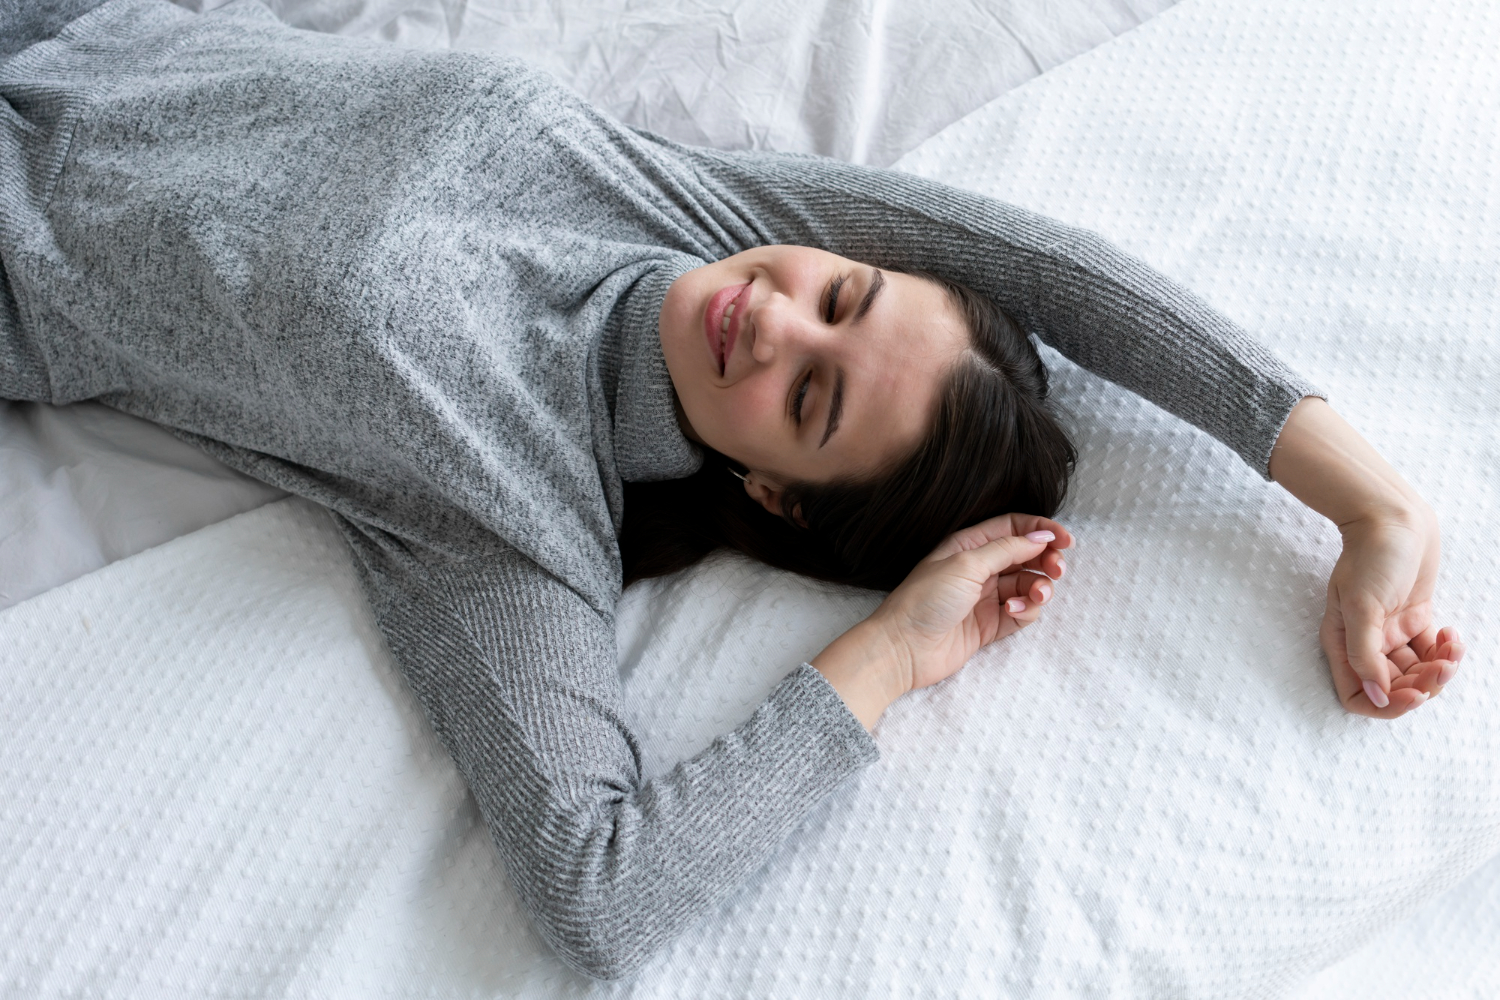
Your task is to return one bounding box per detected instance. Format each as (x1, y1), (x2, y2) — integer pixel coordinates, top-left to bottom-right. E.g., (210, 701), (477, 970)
(793, 371), (813, 425)
(799, 273), (846, 424)
(824, 275), (846, 323)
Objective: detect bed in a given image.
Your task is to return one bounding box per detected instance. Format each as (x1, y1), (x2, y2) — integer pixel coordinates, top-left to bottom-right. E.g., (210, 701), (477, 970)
(3, 0), (1497, 996)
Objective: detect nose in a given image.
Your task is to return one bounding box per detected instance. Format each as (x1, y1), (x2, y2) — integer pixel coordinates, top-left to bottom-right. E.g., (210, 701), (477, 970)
(750, 292), (828, 365)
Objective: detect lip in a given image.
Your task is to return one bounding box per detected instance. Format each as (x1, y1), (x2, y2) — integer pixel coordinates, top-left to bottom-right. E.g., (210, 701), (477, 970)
(704, 281), (751, 377)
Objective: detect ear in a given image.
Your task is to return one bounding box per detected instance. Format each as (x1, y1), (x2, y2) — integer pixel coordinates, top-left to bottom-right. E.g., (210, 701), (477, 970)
(740, 472), (783, 515)
(741, 473), (808, 528)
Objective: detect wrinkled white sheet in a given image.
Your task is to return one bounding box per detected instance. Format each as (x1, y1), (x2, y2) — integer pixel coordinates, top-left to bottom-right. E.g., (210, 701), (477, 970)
(196, 0), (1178, 166)
(3, 1), (1498, 996)
(0, 0), (1175, 611)
(0, 402), (283, 608)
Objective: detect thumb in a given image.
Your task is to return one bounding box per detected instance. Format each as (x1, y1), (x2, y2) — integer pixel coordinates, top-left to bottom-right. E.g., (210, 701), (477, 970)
(959, 531), (1054, 581)
(1342, 596), (1392, 708)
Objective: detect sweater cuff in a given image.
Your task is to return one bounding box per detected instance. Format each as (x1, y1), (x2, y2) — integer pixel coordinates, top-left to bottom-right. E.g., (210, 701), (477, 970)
(1247, 380), (1328, 480)
(757, 663), (881, 775)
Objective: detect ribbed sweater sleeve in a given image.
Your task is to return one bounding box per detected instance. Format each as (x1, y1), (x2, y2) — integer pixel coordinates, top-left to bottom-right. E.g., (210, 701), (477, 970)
(339, 521), (878, 981)
(663, 143), (1323, 476)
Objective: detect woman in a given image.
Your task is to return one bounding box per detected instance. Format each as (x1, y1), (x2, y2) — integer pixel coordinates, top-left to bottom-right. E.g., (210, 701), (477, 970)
(0, 0), (1463, 981)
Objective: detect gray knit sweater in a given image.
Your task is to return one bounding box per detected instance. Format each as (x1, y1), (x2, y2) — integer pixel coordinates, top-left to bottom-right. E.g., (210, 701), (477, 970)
(0, 0), (1321, 981)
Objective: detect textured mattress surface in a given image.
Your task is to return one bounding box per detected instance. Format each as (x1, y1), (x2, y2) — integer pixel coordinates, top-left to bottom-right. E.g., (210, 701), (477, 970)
(4, 0), (1499, 996)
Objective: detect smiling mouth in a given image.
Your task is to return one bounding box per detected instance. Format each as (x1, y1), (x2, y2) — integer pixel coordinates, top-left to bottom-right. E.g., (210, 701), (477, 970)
(704, 282), (751, 377)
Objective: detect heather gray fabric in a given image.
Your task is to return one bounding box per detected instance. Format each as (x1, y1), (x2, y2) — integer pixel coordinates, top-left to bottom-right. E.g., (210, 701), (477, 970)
(0, 0), (1322, 980)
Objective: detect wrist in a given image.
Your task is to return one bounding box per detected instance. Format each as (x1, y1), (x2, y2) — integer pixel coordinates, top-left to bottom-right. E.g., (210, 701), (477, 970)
(1338, 494), (1437, 542)
(1270, 397), (1430, 531)
(810, 616), (911, 732)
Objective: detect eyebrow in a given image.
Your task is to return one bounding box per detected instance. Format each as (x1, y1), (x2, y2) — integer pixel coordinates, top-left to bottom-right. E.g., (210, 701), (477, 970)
(819, 368), (845, 448)
(852, 267), (885, 323)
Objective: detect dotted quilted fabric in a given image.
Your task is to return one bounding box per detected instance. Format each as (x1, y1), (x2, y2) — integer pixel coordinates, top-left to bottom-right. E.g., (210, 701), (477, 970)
(2, 0), (1497, 996)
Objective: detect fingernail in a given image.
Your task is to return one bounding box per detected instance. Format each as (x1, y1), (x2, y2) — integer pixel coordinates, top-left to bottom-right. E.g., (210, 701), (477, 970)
(1006, 598), (1026, 614)
(1362, 680), (1390, 709)
(1412, 691), (1430, 706)
(1025, 530), (1055, 543)
(1438, 662), (1457, 685)
(1055, 559), (1067, 579)
(1037, 582), (1052, 602)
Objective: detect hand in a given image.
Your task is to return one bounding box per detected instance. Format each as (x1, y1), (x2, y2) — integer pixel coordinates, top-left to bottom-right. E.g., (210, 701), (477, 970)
(873, 513), (1071, 692)
(1269, 397), (1464, 718)
(811, 514), (1071, 729)
(1323, 511), (1466, 718)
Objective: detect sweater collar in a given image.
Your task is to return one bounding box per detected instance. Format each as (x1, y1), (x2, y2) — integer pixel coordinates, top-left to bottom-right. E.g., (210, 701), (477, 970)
(611, 255), (705, 482)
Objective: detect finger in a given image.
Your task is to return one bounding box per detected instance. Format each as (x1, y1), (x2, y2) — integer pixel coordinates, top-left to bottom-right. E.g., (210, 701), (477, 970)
(1321, 609), (1365, 712)
(1388, 646), (1420, 674)
(994, 576), (1056, 627)
(1003, 595), (1046, 627)
(1349, 682), (1429, 719)
(1427, 627), (1465, 665)
(1404, 629), (1463, 684)
(952, 534), (1054, 583)
(1408, 658), (1459, 691)
(1003, 514), (1074, 551)
(996, 569), (1056, 602)
(1388, 688), (1430, 715)
(1340, 596), (1394, 707)
(1324, 611), (1415, 720)
(1017, 549), (1070, 581)
(933, 515), (1073, 562)
(1390, 663), (1447, 694)
(1406, 660), (1456, 697)
(1406, 625), (1442, 663)
(989, 571), (1024, 603)
(1441, 639), (1466, 665)
(1437, 658), (1460, 686)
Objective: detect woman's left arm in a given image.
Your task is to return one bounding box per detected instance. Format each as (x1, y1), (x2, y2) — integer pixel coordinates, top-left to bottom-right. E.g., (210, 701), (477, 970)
(1268, 397), (1465, 717)
(656, 140), (1319, 477)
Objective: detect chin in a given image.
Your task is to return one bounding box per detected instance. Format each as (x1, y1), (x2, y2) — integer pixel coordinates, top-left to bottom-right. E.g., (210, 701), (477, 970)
(658, 265), (720, 391)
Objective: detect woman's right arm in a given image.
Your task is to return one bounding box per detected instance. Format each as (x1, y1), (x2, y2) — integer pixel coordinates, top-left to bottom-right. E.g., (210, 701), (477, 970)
(334, 514), (1065, 980)
(337, 520), (878, 982)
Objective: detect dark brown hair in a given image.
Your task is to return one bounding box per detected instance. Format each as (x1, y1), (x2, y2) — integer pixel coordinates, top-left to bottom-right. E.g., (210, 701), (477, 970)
(620, 271), (1076, 591)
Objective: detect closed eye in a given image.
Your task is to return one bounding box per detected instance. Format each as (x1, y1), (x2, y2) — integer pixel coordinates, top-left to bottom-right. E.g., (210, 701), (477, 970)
(824, 275), (846, 323)
(792, 370), (813, 425)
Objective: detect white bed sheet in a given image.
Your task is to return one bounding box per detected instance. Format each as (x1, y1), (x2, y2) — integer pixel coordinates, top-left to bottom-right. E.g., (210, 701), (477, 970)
(0, 0), (1175, 612)
(3, 0), (1498, 996)
(0, 402), (284, 608)
(235, 0), (1178, 167)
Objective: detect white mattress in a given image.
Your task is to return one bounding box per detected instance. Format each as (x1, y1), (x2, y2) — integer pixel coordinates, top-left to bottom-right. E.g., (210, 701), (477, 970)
(3, 0), (1498, 996)
(0, 0), (1177, 612)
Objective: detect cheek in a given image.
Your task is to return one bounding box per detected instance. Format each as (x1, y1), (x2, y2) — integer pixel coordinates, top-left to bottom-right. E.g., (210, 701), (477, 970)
(658, 278), (701, 359)
(703, 378), (784, 452)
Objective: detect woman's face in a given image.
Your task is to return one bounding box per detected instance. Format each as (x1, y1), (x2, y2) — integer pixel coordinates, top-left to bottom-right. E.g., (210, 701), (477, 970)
(659, 245), (968, 507)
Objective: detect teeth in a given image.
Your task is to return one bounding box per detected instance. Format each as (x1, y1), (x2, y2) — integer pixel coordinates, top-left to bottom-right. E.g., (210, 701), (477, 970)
(725, 303), (736, 318)
(721, 315), (730, 333)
